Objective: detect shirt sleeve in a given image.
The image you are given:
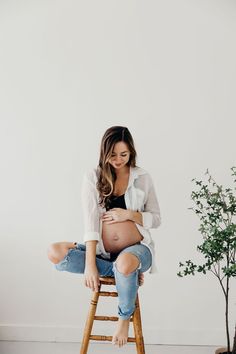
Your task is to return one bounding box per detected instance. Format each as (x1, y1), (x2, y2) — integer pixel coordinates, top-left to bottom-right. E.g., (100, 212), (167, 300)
(140, 174), (161, 229)
(81, 170), (100, 243)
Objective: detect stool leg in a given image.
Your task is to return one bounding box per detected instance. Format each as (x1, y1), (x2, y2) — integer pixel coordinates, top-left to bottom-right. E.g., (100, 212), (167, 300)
(132, 294), (145, 354)
(80, 288), (100, 354)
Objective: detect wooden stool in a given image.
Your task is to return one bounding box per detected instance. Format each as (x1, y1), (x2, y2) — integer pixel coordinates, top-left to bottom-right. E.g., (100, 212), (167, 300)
(80, 276), (145, 354)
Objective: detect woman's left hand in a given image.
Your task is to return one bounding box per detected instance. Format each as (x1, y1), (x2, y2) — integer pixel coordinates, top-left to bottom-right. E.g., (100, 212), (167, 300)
(101, 208), (131, 224)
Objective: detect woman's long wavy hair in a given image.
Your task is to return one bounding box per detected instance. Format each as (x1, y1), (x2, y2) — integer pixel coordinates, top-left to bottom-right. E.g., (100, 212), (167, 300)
(96, 126), (137, 208)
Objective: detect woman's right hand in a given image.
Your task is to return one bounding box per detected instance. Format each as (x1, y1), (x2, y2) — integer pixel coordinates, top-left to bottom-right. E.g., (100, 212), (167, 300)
(84, 265), (100, 292)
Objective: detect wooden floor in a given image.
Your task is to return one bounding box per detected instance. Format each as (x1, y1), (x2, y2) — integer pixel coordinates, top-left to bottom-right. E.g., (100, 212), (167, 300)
(0, 341), (219, 354)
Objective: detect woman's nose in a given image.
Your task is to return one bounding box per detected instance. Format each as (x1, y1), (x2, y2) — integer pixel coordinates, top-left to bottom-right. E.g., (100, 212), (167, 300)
(114, 156), (122, 162)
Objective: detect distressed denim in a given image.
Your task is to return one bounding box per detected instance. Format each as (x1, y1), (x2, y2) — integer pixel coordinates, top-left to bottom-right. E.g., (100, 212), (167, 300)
(54, 243), (152, 320)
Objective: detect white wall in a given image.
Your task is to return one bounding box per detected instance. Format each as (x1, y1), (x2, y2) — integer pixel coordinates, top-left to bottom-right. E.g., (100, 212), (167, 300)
(0, 0), (236, 347)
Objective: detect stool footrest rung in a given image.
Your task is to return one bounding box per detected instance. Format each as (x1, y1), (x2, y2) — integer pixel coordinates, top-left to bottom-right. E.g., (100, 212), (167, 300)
(89, 335), (136, 342)
(99, 291), (118, 297)
(100, 280), (115, 285)
(94, 315), (118, 321)
(94, 315), (134, 322)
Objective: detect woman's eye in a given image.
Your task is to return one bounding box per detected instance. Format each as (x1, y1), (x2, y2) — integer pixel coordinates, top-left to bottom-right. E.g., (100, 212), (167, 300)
(111, 154), (127, 157)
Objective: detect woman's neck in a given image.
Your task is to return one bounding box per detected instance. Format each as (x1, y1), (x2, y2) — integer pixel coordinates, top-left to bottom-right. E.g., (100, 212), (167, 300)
(114, 165), (130, 178)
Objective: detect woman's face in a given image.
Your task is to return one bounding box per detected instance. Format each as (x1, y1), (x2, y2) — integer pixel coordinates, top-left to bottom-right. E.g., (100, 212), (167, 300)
(108, 141), (130, 170)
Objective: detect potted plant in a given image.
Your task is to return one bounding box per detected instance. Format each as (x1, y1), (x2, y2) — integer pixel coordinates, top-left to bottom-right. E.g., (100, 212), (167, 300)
(177, 167), (236, 354)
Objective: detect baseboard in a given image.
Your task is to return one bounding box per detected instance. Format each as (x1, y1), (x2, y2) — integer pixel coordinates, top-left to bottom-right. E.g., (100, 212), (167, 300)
(0, 324), (227, 346)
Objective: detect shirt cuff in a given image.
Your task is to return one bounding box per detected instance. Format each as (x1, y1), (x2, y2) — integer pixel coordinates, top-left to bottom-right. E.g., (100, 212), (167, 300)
(83, 231), (100, 242)
(141, 212), (153, 229)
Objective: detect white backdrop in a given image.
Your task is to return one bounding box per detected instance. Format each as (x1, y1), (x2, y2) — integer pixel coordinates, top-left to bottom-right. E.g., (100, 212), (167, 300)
(0, 0), (236, 347)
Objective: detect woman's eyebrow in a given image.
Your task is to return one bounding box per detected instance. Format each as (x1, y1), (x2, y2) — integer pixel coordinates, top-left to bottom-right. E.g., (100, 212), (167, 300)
(112, 151), (129, 154)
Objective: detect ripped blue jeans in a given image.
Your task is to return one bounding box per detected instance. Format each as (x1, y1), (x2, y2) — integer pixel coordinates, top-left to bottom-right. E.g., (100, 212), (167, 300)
(54, 243), (152, 320)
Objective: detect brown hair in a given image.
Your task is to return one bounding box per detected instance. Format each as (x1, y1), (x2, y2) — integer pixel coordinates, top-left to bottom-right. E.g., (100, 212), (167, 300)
(96, 126), (137, 208)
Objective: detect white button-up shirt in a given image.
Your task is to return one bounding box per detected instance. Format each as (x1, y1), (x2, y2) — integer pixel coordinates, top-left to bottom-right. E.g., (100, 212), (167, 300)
(81, 166), (161, 273)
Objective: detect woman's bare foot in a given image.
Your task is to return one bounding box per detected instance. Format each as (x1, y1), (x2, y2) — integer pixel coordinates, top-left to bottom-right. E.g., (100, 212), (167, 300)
(112, 318), (130, 347)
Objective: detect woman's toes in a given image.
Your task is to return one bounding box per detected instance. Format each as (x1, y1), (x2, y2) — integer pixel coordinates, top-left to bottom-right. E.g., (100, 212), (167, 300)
(112, 335), (117, 345)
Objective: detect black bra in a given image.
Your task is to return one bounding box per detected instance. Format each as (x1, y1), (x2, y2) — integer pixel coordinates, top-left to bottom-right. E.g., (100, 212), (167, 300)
(106, 193), (127, 210)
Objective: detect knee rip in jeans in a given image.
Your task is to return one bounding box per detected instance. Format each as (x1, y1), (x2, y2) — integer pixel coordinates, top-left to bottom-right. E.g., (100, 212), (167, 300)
(54, 249), (73, 270)
(62, 247), (75, 262)
(116, 252), (142, 273)
(113, 259), (142, 276)
(112, 262), (141, 287)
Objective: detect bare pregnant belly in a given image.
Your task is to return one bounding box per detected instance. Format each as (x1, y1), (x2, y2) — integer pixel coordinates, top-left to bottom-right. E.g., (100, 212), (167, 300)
(102, 220), (143, 253)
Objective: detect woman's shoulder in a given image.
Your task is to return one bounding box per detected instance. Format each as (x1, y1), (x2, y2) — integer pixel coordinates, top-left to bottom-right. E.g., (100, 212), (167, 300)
(132, 166), (151, 178)
(132, 166), (154, 186)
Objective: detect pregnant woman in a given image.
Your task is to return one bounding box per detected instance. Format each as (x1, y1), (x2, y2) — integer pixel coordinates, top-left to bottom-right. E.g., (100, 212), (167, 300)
(47, 126), (161, 348)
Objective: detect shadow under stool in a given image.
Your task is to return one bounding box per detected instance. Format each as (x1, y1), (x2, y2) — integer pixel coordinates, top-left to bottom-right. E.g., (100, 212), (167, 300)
(80, 276), (145, 354)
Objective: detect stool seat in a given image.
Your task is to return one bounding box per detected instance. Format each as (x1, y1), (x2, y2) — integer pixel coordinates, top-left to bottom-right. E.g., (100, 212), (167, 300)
(99, 276), (116, 285)
(80, 276), (145, 354)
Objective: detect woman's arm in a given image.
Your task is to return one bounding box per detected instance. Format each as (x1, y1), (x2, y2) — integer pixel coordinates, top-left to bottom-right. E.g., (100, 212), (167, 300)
(81, 170), (100, 242)
(85, 240), (98, 267)
(81, 170), (101, 292)
(84, 240), (100, 292)
(140, 173), (161, 229)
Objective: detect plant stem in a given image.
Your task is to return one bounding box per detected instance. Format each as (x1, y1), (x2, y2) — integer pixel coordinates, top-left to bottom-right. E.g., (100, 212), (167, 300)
(232, 324), (236, 354)
(225, 275), (230, 353)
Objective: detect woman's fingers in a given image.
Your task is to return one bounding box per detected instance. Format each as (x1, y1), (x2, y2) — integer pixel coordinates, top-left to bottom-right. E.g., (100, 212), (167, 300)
(93, 281), (99, 292)
(102, 213), (113, 220)
(102, 213), (111, 218)
(85, 277), (100, 292)
(84, 266), (100, 292)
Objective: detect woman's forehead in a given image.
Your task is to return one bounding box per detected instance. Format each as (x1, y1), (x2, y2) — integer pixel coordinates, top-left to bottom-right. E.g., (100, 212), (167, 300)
(112, 141), (129, 153)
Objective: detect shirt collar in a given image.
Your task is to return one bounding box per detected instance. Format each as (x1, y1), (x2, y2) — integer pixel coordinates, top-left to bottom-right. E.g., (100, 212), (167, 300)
(127, 166), (146, 189)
